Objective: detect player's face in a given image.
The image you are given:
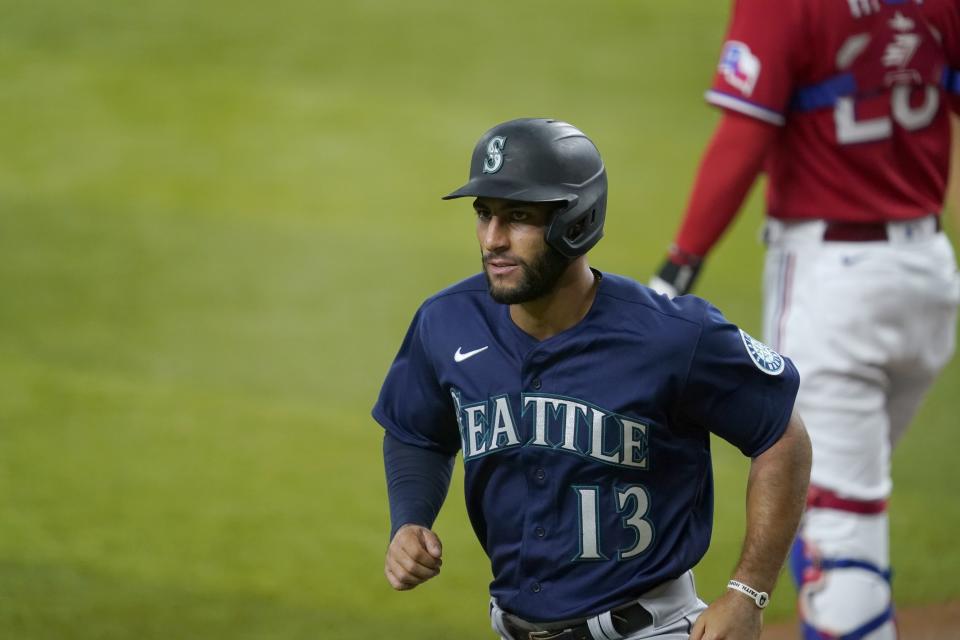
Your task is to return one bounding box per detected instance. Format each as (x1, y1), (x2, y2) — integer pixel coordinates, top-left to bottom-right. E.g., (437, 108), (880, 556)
(474, 197), (569, 304)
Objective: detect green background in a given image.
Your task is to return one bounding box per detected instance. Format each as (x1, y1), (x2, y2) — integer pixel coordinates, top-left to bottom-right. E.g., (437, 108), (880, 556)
(1, 1), (957, 638)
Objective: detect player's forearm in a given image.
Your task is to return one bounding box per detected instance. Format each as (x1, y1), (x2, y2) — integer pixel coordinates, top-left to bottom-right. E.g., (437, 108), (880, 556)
(733, 409), (811, 594)
(383, 433), (455, 538)
(674, 113), (778, 257)
(652, 113), (778, 297)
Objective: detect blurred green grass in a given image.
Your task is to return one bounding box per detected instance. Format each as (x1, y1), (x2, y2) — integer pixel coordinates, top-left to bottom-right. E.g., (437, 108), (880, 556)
(0, 1), (957, 638)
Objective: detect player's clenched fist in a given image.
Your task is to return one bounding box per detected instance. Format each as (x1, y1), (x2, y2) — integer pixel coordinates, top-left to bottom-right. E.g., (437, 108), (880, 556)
(689, 590), (762, 640)
(384, 524), (443, 590)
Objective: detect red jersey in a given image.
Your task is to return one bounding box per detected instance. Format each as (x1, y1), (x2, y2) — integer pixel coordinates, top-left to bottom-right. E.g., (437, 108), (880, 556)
(708, 0), (960, 223)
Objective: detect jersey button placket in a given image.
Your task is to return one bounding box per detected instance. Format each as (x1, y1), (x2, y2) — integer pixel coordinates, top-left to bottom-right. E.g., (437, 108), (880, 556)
(523, 349), (544, 393)
(522, 353), (549, 601)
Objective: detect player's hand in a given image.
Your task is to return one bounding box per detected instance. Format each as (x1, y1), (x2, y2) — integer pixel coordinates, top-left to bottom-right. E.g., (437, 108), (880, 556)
(689, 589), (762, 640)
(649, 274), (680, 298)
(649, 249), (704, 298)
(384, 524), (444, 591)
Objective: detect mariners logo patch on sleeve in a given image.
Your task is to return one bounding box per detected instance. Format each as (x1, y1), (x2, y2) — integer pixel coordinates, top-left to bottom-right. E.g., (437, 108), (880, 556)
(739, 329), (785, 376)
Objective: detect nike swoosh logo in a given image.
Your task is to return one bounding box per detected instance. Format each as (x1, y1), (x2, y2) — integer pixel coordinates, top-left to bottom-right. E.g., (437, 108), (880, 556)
(454, 346), (489, 362)
(841, 254), (867, 267)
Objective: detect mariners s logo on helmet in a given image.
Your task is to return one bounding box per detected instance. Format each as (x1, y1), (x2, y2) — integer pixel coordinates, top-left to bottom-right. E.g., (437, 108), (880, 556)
(483, 136), (507, 174)
(739, 329), (785, 375)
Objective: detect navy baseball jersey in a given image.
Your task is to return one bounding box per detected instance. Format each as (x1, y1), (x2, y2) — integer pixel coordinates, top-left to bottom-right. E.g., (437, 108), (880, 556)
(373, 271), (799, 621)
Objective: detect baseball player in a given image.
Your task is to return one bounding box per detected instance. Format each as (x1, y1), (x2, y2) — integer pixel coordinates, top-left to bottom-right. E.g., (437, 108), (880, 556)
(374, 118), (812, 640)
(650, 1), (960, 638)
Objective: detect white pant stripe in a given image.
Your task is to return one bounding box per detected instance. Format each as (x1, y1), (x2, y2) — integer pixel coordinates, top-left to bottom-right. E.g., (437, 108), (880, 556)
(599, 611), (623, 639)
(587, 616), (615, 640)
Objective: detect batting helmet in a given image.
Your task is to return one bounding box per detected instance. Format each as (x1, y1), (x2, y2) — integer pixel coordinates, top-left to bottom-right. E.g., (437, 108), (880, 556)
(443, 118), (607, 258)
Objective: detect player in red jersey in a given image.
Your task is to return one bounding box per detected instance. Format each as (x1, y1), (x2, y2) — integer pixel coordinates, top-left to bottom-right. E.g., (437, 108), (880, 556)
(651, 1), (960, 638)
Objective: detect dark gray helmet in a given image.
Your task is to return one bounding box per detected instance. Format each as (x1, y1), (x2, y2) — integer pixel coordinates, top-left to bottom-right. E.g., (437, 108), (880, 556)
(443, 118), (607, 258)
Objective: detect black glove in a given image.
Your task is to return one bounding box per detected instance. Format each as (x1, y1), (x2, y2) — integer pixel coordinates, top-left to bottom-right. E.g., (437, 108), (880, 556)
(649, 248), (704, 297)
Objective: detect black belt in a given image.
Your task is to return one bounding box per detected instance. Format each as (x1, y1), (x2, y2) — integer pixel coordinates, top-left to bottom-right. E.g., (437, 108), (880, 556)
(501, 601), (653, 640)
(822, 216), (941, 242)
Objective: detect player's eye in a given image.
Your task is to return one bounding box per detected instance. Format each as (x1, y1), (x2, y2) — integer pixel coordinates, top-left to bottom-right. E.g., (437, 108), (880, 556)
(475, 209), (492, 221)
(510, 210), (530, 222)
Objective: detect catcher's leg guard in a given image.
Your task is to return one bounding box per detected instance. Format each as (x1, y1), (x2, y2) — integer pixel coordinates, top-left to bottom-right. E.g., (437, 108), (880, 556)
(792, 489), (897, 639)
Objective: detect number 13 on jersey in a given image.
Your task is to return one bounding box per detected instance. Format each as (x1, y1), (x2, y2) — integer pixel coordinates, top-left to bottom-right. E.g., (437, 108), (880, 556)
(573, 485), (655, 561)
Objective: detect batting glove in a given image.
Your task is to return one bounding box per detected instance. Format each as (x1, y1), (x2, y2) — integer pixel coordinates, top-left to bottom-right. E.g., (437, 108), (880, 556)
(650, 247), (704, 298)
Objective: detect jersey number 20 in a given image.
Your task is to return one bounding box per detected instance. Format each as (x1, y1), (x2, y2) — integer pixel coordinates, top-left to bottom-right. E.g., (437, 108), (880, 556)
(573, 485), (653, 561)
(836, 84), (939, 144)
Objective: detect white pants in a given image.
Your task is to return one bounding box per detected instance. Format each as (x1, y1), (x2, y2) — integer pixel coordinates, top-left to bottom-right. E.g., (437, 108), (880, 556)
(763, 217), (959, 638)
(763, 217), (959, 499)
(490, 571), (706, 639)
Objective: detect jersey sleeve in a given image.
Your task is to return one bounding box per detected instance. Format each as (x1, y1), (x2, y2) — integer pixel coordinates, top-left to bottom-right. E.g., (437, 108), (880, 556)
(923, 0), (960, 113)
(372, 304), (462, 455)
(677, 303), (800, 457)
(706, 0), (803, 126)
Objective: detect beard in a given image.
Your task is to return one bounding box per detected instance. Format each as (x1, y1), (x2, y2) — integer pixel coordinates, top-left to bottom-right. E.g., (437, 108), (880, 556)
(483, 244), (571, 305)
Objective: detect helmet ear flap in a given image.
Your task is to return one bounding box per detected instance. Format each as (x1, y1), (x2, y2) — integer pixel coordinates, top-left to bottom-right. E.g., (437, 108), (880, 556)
(545, 184), (606, 258)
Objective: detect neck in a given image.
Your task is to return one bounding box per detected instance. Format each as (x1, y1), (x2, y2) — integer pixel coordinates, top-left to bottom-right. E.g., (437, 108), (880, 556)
(509, 259), (598, 341)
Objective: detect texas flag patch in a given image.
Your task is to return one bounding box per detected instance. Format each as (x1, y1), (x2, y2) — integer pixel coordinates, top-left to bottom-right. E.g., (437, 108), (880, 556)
(718, 41), (761, 97)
